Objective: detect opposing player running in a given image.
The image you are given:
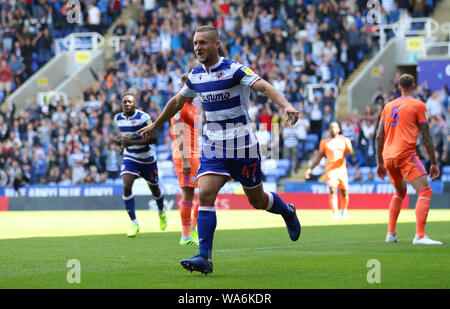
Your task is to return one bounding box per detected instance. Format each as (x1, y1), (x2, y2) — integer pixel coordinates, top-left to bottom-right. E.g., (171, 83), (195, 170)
(114, 92), (167, 237)
(170, 73), (200, 246)
(138, 26), (301, 275)
(304, 122), (353, 220)
(376, 74), (442, 245)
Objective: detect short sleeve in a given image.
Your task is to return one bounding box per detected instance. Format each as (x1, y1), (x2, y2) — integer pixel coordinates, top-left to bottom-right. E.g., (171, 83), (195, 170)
(142, 113), (152, 126)
(180, 75), (197, 98)
(319, 140), (325, 153)
(234, 64), (261, 88)
(379, 106), (387, 124)
(416, 102), (429, 124)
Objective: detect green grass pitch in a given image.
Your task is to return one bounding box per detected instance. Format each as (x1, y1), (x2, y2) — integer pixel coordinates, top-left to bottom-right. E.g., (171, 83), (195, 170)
(0, 209), (449, 289)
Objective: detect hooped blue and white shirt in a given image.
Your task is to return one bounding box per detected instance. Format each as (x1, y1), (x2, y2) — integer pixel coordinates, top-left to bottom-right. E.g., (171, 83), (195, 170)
(114, 109), (156, 164)
(180, 57), (262, 152)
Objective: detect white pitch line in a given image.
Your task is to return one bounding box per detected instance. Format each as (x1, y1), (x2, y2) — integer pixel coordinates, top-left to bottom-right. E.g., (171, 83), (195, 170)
(216, 240), (382, 253)
(216, 236), (450, 253)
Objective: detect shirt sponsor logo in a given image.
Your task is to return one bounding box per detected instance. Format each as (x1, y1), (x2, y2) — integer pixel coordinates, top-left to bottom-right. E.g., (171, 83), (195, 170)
(200, 92), (230, 102)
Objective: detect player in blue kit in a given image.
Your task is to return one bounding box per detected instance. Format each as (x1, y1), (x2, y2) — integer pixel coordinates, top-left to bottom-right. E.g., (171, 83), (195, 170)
(114, 92), (167, 237)
(138, 26), (301, 274)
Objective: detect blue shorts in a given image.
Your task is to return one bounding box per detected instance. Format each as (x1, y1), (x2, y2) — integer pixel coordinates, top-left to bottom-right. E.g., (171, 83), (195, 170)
(197, 156), (263, 189)
(120, 159), (159, 184)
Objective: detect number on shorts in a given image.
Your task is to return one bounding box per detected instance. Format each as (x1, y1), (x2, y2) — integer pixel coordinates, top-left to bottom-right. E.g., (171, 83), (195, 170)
(241, 163), (258, 178)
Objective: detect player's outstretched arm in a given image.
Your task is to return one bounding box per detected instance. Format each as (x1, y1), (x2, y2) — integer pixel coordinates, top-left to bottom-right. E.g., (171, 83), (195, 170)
(251, 79), (299, 126)
(419, 122), (440, 181)
(375, 123), (387, 179)
(138, 93), (191, 139)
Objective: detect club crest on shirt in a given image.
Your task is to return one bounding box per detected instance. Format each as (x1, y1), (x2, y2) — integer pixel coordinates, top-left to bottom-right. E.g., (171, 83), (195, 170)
(174, 111), (181, 120)
(217, 71), (223, 79)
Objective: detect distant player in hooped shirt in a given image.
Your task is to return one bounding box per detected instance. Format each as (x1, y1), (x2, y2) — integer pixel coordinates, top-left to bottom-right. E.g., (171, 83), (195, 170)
(170, 73), (200, 246)
(376, 74), (442, 245)
(304, 122), (353, 220)
(138, 26), (301, 275)
(114, 92), (167, 237)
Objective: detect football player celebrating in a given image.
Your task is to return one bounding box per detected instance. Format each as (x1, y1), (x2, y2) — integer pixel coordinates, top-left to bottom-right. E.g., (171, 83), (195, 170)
(114, 92), (167, 237)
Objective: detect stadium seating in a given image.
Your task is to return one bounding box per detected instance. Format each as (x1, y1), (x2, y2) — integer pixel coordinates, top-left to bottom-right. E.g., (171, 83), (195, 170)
(442, 166), (450, 182)
(0, 0), (447, 190)
(359, 166), (372, 182)
(304, 134), (319, 153)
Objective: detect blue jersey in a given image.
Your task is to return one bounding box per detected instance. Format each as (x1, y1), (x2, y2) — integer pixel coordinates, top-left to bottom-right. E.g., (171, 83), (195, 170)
(114, 109), (156, 164)
(180, 57), (261, 155)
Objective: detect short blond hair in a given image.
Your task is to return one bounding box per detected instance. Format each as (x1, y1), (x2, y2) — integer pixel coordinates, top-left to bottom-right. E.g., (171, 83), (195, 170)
(195, 25), (219, 40)
(398, 74), (415, 91)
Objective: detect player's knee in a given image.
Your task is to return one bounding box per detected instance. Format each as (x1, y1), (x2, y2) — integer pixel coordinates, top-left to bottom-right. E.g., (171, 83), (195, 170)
(150, 185), (161, 196)
(123, 184), (133, 197)
(198, 187), (218, 205)
(395, 189), (407, 199)
(418, 186), (432, 199)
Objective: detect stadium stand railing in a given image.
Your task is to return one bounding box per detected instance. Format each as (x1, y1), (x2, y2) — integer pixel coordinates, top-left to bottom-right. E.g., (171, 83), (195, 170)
(6, 32), (105, 110)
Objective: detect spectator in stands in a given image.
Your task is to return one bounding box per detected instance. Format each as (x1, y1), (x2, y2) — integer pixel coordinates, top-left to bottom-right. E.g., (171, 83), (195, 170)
(321, 105), (335, 137)
(426, 91), (444, 118)
(320, 88), (336, 114)
(282, 121), (302, 175)
(31, 152), (47, 184)
(430, 115), (446, 153)
(72, 159), (86, 185)
(87, 2), (102, 34)
(359, 119), (377, 167)
(255, 123), (271, 161)
(104, 142), (120, 179)
(0, 0), (443, 189)
(353, 167), (362, 182)
(0, 59), (13, 97)
(34, 27), (53, 68)
(8, 54), (26, 87)
(309, 97), (322, 145)
(446, 105), (450, 135)
(295, 112), (310, 155)
(258, 103), (273, 134)
(302, 53), (318, 81)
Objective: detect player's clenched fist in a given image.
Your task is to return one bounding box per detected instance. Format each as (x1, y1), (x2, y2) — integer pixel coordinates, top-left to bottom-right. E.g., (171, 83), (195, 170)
(285, 106), (299, 126)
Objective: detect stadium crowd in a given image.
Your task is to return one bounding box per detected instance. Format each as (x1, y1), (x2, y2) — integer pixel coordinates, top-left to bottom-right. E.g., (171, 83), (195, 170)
(0, 0), (123, 97)
(0, 0), (448, 192)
